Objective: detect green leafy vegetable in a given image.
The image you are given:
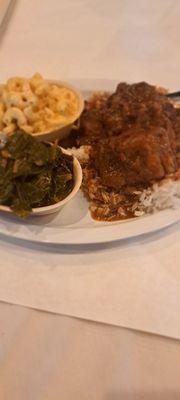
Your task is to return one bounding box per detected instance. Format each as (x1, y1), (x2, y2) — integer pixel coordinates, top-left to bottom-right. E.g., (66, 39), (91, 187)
(0, 131), (74, 217)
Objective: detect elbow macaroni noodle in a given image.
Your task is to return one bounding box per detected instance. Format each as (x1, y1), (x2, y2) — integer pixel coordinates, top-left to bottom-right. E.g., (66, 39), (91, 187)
(0, 73), (79, 134)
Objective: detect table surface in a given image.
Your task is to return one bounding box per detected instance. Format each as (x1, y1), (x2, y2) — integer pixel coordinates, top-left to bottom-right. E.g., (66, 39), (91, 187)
(0, 0), (180, 399)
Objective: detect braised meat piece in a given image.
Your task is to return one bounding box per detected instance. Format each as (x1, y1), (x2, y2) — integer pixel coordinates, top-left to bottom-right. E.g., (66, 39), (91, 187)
(94, 125), (177, 188)
(79, 109), (105, 142)
(79, 82), (177, 144)
(76, 92), (109, 144)
(77, 81), (180, 190)
(103, 82), (176, 135)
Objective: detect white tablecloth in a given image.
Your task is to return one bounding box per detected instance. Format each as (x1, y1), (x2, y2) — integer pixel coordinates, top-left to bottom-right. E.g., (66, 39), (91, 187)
(0, 302), (180, 400)
(0, 0), (180, 398)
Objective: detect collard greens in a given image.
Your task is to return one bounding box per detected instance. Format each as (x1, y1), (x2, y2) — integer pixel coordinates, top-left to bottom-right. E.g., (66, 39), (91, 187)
(0, 131), (74, 217)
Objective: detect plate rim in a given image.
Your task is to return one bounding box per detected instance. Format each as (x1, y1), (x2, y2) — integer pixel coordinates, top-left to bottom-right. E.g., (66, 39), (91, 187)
(0, 207), (179, 245)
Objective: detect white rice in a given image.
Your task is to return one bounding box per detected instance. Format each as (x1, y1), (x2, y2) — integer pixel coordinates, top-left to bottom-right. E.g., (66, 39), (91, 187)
(134, 178), (180, 216)
(68, 146), (90, 163)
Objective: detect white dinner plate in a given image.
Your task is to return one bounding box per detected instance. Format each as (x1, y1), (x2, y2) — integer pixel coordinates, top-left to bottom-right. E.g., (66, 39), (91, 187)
(0, 79), (180, 245)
